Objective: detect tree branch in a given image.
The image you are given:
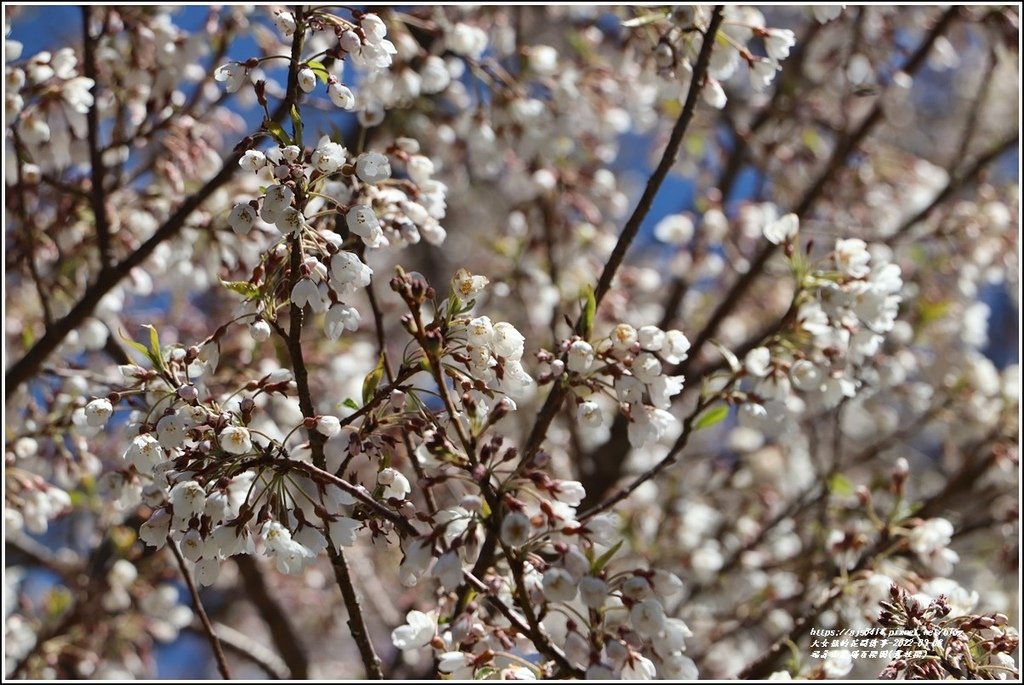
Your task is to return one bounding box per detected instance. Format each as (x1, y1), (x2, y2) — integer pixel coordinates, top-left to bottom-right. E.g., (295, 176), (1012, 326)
(579, 392), (717, 520)
(893, 131), (1019, 241)
(677, 6), (960, 383)
(81, 6), (112, 272)
(190, 620), (289, 680)
(234, 555), (310, 678)
(520, 5), (726, 462)
(4, 95), (291, 399)
(738, 428), (1005, 679)
(167, 537), (232, 679)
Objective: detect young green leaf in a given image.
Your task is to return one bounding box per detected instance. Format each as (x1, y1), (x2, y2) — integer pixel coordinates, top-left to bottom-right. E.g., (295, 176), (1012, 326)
(289, 105), (303, 147)
(694, 405), (729, 430)
(220, 278), (259, 299)
(264, 118), (291, 146)
(828, 473), (855, 497)
(306, 59), (330, 84)
(592, 539), (624, 573)
(578, 284), (596, 337)
(142, 324), (166, 372)
(118, 328), (154, 368)
(362, 353), (386, 405)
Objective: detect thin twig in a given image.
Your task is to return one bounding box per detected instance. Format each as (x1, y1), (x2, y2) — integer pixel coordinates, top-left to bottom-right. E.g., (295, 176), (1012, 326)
(5, 535), (79, 583)
(4, 94), (292, 399)
(190, 619), (289, 680)
(10, 131), (53, 327)
(579, 393), (716, 520)
(738, 429), (1006, 679)
(892, 131), (1019, 242)
(274, 457), (417, 536)
(948, 47), (997, 171)
(520, 5), (727, 462)
(167, 537), (232, 679)
(459, 569), (581, 676)
(274, 12), (382, 677)
(234, 555), (310, 678)
(365, 271), (438, 513)
(676, 5), (960, 382)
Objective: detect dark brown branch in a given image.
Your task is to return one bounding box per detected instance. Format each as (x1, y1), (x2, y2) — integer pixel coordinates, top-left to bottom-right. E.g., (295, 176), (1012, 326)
(235, 555), (310, 678)
(10, 131), (53, 327)
(506, 549), (583, 677)
(520, 5), (726, 462)
(459, 568), (581, 677)
(948, 46), (997, 171)
(5, 535), (79, 583)
(4, 96), (291, 399)
(739, 429), (1005, 679)
(191, 620), (288, 680)
(591, 7), (725, 309)
(657, 19), (824, 334)
(275, 13), (381, 676)
(82, 6), (112, 271)
(579, 393), (716, 520)
(677, 6), (960, 382)
(167, 537), (232, 679)
(281, 457), (417, 537)
(365, 271), (438, 513)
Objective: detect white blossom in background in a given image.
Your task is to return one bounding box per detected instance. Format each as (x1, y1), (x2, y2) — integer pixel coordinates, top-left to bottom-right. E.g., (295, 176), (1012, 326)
(3, 5), (1018, 681)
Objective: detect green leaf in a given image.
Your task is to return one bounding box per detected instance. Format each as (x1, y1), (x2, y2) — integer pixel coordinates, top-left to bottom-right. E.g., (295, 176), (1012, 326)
(307, 59), (330, 84)
(118, 329), (152, 366)
(220, 278), (259, 299)
(264, 118), (291, 146)
(343, 398), (360, 410)
(361, 353), (386, 405)
(578, 284), (596, 337)
(685, 133), (705, 158)
(144, 324), (160, 359)
(694, 405), (729, 430)
(142, 324), (166, 372)
(445, 294), (462, 327)
(289, 104), (303, 147)
(591, 539), (624, 573)
(828, 473), (855, 497)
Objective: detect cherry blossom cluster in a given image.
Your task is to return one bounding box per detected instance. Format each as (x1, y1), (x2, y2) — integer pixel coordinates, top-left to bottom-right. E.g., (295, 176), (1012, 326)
(545, 324), (691, 448)
(632, 5), (800, 108)
(733, 215), (905, 438)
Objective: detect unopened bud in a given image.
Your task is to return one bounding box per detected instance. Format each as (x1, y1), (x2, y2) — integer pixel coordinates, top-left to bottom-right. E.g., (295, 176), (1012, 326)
(178, 385), (198, 403)
(856, 485), (871, 506)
